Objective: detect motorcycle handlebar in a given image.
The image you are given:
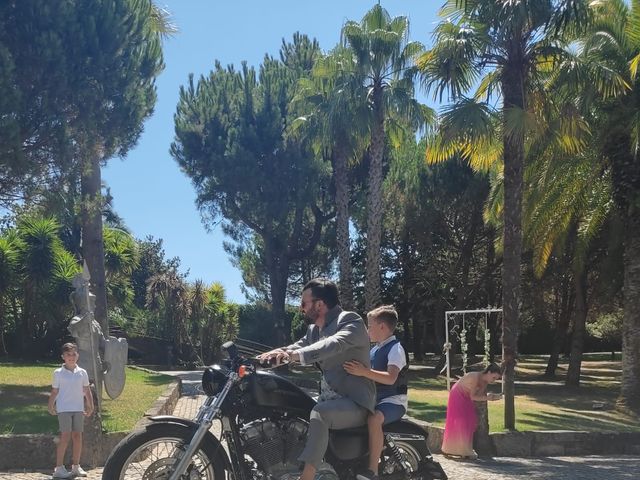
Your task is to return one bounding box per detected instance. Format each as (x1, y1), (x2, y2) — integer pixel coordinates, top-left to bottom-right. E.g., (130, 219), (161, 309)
(222, 341), (290, 371)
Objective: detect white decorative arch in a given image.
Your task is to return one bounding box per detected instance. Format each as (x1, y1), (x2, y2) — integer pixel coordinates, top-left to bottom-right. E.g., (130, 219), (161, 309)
(444, 307), (503, 391)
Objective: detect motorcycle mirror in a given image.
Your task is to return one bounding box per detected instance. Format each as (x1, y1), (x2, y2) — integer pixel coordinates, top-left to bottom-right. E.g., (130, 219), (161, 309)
(222, 341), (238, 360)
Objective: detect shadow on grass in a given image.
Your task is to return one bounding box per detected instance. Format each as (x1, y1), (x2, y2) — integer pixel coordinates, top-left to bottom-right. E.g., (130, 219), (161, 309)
(0, 385), (57, 434)
(518, 409), (638, 432)
(142, 374), (175, 386)
(408, 400), (447, 424)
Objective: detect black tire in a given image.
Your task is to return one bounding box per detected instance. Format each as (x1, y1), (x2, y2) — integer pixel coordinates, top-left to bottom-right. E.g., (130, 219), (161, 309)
(383, 439), (422, 472)
(102, 423), (227, 480)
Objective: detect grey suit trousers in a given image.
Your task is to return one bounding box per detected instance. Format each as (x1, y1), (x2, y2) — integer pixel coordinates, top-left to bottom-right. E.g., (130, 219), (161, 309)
(298, 397), (368, 469)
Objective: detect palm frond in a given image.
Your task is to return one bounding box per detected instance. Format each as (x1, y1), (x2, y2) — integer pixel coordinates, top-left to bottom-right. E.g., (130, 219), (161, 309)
(474, 70), (501, 101)
(149, 2), (178, 37)
(417, 21), (485, 102)
(426, 98), (499, 170)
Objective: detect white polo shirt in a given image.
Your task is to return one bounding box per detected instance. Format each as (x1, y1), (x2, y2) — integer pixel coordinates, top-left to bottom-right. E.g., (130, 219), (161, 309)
(52, 365), (89, 412)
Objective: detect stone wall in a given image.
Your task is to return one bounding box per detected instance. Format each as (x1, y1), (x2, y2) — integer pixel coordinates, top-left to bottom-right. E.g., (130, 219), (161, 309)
(0, 379), (181, 470)
(409, 417), (640, 457)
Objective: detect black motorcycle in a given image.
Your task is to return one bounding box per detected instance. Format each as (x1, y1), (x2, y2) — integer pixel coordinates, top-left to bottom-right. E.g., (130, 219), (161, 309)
(102, 341), (447, 480)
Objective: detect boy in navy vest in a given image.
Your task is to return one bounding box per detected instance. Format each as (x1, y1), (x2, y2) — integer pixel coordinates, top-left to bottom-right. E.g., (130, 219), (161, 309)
(344, 305), (408, 480)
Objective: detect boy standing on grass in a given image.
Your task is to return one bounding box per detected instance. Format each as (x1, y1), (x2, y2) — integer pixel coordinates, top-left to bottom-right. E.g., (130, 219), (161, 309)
(343, 305), (409, 480)
(48, 342), (94, 478)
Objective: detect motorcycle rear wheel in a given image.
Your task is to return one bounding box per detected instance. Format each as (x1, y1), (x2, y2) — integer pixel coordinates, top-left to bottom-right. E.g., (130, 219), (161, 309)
(102, 423), (226, 480)
(382, 440), (422, 475)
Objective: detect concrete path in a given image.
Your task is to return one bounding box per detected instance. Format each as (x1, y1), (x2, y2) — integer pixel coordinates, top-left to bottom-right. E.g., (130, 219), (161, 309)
(2, 371), (638, 479)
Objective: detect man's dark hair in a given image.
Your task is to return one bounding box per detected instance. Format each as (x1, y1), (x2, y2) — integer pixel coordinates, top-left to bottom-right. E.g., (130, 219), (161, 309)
(303, 278), (340, 309)
(367, 305), (398, 331)
(483, 362), (503, 375)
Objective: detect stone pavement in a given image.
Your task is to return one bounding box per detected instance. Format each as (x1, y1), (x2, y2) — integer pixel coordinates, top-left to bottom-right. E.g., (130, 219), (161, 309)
(2, 389), (639, 479)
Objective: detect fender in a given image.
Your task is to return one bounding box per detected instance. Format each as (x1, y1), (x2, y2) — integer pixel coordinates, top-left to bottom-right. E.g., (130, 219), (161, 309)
(148, 415), (231, 470)
(383, 418), (429, 440)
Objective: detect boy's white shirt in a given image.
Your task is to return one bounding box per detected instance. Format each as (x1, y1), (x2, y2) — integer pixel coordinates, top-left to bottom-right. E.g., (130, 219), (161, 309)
(370, 335), (408, 409)
(52, 365), (89, 412)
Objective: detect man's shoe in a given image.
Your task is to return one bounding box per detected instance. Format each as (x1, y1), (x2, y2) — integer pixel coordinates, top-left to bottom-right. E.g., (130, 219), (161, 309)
(53, 466), (73, 478)
(71, 464), (88, 477)
(356, 469), (378, 480)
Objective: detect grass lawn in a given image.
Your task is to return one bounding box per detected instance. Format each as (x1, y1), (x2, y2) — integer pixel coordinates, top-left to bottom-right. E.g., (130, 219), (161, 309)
(0, 363), (174, 434)
(408, 353), (640, 433)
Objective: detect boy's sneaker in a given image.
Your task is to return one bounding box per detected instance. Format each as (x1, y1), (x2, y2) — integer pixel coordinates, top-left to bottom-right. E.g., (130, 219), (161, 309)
(71, 464), (88, 477)
(53, 466), (73, 478)
(356, 469), (378, 480)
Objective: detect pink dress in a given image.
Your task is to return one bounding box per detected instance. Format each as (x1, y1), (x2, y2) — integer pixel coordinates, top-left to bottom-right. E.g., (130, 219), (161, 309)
(441, 381), (477, 457)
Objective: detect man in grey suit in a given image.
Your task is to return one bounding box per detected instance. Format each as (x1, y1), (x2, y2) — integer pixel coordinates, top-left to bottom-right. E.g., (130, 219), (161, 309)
(259, 278), (376, 480)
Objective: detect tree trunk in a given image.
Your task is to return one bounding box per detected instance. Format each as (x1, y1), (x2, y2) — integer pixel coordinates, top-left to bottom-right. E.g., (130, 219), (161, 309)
(454, 198), (482, 312)
(485, 225), (496, 307)
(501, 65), (525, 430)
(0, 303), (6, 356)
(485, 226), (499, 362)
(545, 271), (573, 377)
(473, 401), (494, 457)
(432, 301), (447, 375)
(364, 86), (385, 311)
(81, 154), (108, 333)
(412, 316), (424, 361)
(618, 198), (640, 412)
(265, 243), (291, 345)
(333, 147), (354, 310)
(604, 126), (640, 413)
(566, 267), (588, 387)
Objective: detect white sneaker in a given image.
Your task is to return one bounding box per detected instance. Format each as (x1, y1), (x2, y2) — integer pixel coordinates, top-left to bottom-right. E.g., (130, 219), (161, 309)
(71, 464), (88, 477)
(53, 466), (73, 478)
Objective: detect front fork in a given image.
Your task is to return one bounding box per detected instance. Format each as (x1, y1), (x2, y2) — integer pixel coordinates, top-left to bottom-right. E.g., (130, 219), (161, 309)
(168, 373), (238, 480)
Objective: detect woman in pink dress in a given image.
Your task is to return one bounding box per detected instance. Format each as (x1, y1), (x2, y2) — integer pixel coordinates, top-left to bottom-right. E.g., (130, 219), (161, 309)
(441, 363), (503, 459)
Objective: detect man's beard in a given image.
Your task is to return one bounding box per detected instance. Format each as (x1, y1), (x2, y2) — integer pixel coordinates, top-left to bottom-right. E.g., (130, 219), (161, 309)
(304, 312), (316, 325)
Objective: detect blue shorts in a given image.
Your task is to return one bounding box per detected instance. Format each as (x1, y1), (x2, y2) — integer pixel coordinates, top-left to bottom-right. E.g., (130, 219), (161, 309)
(376, 402), (406, 424)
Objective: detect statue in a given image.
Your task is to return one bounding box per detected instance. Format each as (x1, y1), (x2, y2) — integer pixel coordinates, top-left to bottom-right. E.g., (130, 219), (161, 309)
(68, 262), (128, 407)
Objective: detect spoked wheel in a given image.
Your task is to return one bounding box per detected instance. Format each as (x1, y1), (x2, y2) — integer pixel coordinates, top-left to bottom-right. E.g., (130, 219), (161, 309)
(102, 423), (226, 480)
(381, 440), (422, 476)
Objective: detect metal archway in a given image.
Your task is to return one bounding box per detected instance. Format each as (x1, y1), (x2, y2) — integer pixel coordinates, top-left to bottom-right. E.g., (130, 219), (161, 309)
(444, 307), (503, 391)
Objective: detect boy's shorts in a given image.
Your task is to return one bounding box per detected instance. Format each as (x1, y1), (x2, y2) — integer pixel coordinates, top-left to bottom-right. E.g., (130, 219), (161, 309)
(58, 412), (84, 432)
(376, 402), (406, 425)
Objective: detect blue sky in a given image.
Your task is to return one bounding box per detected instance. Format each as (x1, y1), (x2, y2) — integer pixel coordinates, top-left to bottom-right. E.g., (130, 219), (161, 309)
(102, 1), (441, 303)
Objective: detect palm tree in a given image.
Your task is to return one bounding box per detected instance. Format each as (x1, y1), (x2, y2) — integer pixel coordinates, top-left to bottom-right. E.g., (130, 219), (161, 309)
(15, 216), (74, 352)
(0, 235), (18, 356)
(417, 0), (590, 428)
(146, 268), (190, 353)
(524, 146), (613, 386)
(341, 4), (430, 310)
(103, 227), (139, 311)
(556, 0), (640, 411)
(294, 46), (370, 309)
(80, 0), (171, 334)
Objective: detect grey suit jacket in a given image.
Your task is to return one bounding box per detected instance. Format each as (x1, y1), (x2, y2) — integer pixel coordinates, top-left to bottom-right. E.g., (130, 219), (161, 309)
(287, 306), (376, 412)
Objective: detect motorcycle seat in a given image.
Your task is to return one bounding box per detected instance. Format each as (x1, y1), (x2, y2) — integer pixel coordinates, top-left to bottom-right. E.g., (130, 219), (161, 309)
(329, 420), (405, 437)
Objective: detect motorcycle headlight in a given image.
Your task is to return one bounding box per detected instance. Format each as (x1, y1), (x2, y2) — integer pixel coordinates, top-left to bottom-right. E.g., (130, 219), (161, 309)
(202, 364), (228, 397)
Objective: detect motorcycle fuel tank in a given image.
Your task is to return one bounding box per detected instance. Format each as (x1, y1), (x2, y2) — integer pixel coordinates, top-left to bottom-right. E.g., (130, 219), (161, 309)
(246, 370), (317, 416)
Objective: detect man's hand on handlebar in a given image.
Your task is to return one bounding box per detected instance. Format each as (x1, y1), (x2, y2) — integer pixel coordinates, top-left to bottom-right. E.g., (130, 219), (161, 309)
(257, 348), (295, 366)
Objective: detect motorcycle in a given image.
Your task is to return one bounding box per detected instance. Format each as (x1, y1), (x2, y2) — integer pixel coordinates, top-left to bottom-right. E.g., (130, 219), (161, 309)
(102, 341), (448, 480)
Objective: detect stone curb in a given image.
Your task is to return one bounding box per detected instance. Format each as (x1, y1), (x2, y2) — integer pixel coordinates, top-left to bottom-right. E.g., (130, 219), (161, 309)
(407, 416), (640, 457)
(0, 378), (181, 470)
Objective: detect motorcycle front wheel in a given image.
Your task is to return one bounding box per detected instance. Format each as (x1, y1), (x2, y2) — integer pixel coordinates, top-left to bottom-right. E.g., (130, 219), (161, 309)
(102, 423), (227, 480)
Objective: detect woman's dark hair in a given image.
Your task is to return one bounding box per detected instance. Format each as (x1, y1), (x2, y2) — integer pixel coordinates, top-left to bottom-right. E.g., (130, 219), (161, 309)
(303, 278), (340, 309)
(483, 362), (503, 375)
